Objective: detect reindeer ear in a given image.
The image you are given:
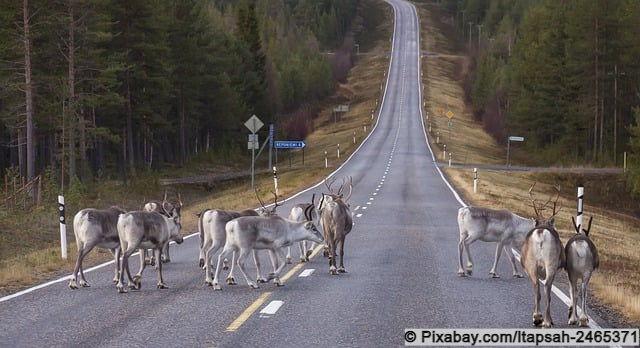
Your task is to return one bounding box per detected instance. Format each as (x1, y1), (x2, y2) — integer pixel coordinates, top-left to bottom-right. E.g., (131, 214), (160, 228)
(304, 221), (314, 229)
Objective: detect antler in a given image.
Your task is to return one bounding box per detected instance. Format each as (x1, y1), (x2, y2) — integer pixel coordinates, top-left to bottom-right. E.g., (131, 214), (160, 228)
(255, 187), (267, 209)
(529, 182), (562, 224)
(343, 176), (353, 203)
(528, 182), (542, 218)
(324, 177), (337, 194)
(571, 216), (593, 235)
(255, 188), (281, 215)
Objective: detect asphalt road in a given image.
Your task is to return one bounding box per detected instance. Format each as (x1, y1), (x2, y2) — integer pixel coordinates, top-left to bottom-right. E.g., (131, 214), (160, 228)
(0, 1), (626, 348)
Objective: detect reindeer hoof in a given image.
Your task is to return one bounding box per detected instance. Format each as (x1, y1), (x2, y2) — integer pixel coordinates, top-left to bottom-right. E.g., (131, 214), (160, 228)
(514, 273), (524, 278)
(249, 283), (260, 289)
(212, 283), (222, 291)
(533, 314), (543, 327)
(490, 272), (500, 278)
(257, 278), (267, 283)
(579, 318), (589, 327)
(457, 271), (468, 277)
(286, 256), (292, 264)
(337, 267), (346, 273)
(226, 277), (237, 285)
(157, 282), (168, 289)
(568, 319), (578, 326)
(299, 257), (306, 263)
(116, 285), (127, 293)
(306, 250), (313, 258)
(199, 259), (205, 268)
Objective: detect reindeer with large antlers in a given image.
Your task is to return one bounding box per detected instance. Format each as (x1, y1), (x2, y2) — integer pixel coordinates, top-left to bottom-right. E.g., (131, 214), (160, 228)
(320, 176), (354, 275)
(566, 215), (599, 327)
(520, 183), (565, 328)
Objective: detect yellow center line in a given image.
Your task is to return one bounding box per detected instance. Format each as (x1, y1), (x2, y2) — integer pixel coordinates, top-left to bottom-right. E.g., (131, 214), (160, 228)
(226, 291), (272, 332)
(225, 244), (324, 332)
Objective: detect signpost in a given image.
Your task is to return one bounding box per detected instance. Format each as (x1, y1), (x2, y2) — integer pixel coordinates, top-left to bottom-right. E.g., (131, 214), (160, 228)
(274, 141), (306, 149)
(274, 140), (306, 166)
(506, 135), (524, 166)
(245, 114), (264, 189)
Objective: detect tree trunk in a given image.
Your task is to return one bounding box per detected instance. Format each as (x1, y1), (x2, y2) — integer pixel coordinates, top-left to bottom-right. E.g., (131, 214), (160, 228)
(68, 3), (77, 182)
(23, 0), (35, 181)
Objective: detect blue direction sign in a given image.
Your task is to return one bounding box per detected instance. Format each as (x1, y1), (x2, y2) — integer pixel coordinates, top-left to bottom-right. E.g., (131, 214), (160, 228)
(274, 140), (306, 149)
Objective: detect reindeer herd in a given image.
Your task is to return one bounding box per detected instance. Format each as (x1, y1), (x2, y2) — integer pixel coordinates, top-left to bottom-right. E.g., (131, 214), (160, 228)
(68, 176), (598, 328)
(68, 176), (354, 294)
(458, 183), (600, 328)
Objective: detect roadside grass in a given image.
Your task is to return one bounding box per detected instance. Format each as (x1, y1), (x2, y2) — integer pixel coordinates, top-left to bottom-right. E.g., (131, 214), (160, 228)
(1, 0), (638, 329)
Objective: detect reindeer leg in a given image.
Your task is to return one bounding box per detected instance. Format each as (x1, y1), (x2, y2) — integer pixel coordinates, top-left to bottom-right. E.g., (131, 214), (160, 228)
(542, 276), (555, 328)
(298, 242), (306, 263)
(70, 244), (92, 289)
(112, 247), (121, 284)
(579, 275), (591, 327)
(337, 237), (347, 273)
(531, 279), (543, 326)
(204, 243), (221, 286)
(161, 243), (170, 263)
(117, 245), (135, 293)
(253, 250), (267, 283)
(463, 237), (474, 275)
(457, 238), (467, 277)
(133, 250), (146, 289)
(236, 249), (259, 289)
(489, 241), (504, 278)
(567, 273), (579, 325)
(156, 247), (168, 289)
(267, 248), (286, 286)
(227, 251), (237, 285)
(286, 246), (293, 264)
(504, 244), (523, 278)
(212, 248), (234, 291)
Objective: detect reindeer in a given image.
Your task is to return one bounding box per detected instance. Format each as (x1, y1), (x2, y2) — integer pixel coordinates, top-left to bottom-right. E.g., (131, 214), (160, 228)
(320, 176), (353, 275)
(566, 215), (599, 327)
(457, 206), (535, 278)
(68, 206), (127, 289)
(116, 205), (183, 293)
(286, 193), (321, 263)
(520, 183), (565, 328)
(142, 191), (183, 264)
(211, 214), (323, 290)
(200, 189), (281, 287)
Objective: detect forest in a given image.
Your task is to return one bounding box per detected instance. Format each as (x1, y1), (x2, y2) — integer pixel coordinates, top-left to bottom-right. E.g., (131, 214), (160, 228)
(0, 0), (358, 190)
(442, 0), (640, 192)
(4, 0), (640, 197)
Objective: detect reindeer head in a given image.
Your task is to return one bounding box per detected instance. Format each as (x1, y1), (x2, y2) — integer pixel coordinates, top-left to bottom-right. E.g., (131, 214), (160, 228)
(322, 176), (353, 205)
(529, 182), (561, 228)
(255, 188), (281, 216)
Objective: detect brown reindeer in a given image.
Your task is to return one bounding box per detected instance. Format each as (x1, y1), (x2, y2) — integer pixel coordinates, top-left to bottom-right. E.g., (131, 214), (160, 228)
(520, 183), (565, 328)
(320, 176), (353, 275)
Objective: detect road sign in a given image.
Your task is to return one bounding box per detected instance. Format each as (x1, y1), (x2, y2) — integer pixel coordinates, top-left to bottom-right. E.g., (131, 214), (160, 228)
(244, 114), (264, 134)
(248, 134), (259, 150)
(508, 136), (524, 142)
(274, 140), (306, 149)
(446, 110), (454, 119)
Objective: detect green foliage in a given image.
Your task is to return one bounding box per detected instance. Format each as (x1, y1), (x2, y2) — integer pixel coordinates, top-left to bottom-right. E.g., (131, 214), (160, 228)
(450, 0), (640, 167)
(0, 0), (359, 188)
